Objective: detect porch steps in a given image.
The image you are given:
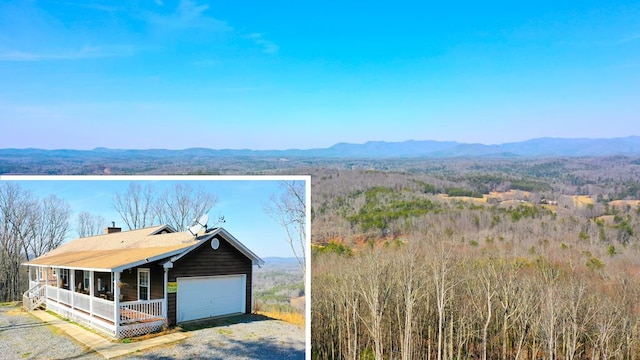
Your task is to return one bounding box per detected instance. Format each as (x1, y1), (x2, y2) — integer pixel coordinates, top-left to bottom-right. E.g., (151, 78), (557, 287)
(22, 282), (46, 311)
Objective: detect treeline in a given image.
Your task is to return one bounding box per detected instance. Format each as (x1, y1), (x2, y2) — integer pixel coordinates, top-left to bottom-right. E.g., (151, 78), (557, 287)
(312, 239), (640, 359)
(0, 183), (71, 302)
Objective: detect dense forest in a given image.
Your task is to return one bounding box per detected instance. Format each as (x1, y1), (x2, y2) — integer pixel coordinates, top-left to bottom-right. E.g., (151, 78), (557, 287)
(309, 157), (640, 359)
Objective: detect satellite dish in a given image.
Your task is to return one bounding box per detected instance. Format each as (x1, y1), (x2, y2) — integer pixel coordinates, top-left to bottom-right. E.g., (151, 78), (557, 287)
(187, 223), (202, 236)
(187, 214), (209, 236)
(197, 214), (209, 227)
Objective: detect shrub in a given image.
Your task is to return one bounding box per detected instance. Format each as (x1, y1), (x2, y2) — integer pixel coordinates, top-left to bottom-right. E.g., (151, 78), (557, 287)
(586, 257), (604, 270)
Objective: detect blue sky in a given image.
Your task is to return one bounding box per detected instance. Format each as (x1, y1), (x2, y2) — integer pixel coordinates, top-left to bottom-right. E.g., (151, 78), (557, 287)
(2, 176), (309, 259)
(1, 0), (639, 149)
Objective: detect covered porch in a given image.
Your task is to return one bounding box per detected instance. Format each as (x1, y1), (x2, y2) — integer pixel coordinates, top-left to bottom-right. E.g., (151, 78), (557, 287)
(24, 265), (167, 339)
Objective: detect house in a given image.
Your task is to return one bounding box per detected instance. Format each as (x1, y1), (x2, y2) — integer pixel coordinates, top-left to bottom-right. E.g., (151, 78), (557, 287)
(22, 224), (264, 339)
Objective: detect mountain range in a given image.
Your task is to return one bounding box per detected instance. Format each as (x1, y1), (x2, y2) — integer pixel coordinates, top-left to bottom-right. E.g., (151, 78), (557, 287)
(2, 136), (640, 159)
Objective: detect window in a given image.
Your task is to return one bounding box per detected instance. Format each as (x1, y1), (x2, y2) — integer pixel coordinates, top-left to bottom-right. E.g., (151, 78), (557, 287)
(60, 268), (69, 288)
(138, 269), (150, 301)
(83, 271), (90, 291)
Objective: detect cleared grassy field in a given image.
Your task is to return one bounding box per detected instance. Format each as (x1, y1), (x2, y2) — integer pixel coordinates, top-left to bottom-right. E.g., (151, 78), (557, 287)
(573, 195), (595, 207)
(609, 199), (640, 208)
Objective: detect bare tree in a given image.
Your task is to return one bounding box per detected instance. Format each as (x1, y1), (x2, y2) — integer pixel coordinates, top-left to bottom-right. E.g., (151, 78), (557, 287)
(265, 180), (307, 276)
(355, 248), (394, 360)
(396, 242), (428, 360)
(76, 211), (107, 238)
(113, 182), (155, 230)
(155, 183), (218, 231)
(26, 195), (71, 259)
(431, 244), (460, 360)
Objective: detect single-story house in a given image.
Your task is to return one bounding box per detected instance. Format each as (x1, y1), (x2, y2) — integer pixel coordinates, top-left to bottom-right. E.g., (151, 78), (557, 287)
(22, 224), (264, 339)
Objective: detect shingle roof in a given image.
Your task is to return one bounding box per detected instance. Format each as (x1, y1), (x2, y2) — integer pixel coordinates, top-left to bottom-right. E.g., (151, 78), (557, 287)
(25, 225), (202, 271)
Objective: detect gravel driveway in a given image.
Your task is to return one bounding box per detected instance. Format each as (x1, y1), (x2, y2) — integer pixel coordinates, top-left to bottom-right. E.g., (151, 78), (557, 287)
(126, 315), (306, 360)
(0, 303), (305, 359)
(0, 303), (100, 359)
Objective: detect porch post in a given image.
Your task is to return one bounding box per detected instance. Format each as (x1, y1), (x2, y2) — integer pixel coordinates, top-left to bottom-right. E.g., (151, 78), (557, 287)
(28, 266), (33, 285)
(252, 269), (255, 313)
(89, 271), (94, 326)
(55, 267), (60, 303)
(70, 270), (75, 309)
(114, 272), (121, 333)
(163, 267), (169, 320)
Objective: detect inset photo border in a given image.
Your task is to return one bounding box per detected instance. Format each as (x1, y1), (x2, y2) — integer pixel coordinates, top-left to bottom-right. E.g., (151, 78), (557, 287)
(0, 175), (310, 359)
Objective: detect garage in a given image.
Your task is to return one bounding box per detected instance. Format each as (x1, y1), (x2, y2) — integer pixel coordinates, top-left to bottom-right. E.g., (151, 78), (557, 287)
(177, 274), (247, 323)
(165, 229), (263, 326)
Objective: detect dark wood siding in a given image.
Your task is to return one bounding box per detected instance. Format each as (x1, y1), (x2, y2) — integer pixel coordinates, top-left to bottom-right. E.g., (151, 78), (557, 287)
(167, 234), (253, 325)
(119, 268), (137, 301)
(119, 260), (165, 302)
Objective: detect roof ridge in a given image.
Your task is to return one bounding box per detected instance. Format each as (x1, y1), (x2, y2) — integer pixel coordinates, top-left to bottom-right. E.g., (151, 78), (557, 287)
(74, 224), (167, 240)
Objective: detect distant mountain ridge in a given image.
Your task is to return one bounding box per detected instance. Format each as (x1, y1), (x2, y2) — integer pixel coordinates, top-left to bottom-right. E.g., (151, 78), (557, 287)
(318, 136), (640, 157)
(2, 136), (640, 159)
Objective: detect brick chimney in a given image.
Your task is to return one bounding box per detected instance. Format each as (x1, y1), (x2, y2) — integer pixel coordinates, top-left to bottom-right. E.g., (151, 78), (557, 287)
(105, 221), (121, 234)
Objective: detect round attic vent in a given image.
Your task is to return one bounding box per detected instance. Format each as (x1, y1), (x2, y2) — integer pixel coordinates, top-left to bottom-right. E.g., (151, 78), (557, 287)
(211, 238), (220, 250)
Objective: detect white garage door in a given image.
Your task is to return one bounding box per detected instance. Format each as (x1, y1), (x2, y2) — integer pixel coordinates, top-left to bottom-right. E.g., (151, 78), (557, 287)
(177, 274), (246, 323)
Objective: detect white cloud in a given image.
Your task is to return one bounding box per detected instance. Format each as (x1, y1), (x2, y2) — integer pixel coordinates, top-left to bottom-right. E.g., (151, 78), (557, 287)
(192, 59), (219, 67)
(144, 0), (232, 32)
(247, 33), (279, 54)
(0, 45), (134, 61)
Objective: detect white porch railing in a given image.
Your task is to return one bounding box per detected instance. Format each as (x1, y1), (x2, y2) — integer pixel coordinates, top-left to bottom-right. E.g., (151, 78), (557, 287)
(44, 287), (165, 325)
(73, 291), (90, 311)
(94, 296), (115, 320)
(46, 286), (58, 300)
(119, 299), (164, 324)
(31, 285), (167, 339)
(59, 288), (71, 305)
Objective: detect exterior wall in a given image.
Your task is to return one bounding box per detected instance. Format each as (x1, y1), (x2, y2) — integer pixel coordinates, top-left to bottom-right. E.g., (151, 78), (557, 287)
(167, 234), (253, 325)
(45, 268), (56, 284)
(119, 268), (136, 301)
(119, 260), (165, 302)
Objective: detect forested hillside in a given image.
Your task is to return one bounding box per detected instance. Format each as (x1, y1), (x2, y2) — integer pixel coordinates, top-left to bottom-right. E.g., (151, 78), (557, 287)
(310, 157), (640, 359)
